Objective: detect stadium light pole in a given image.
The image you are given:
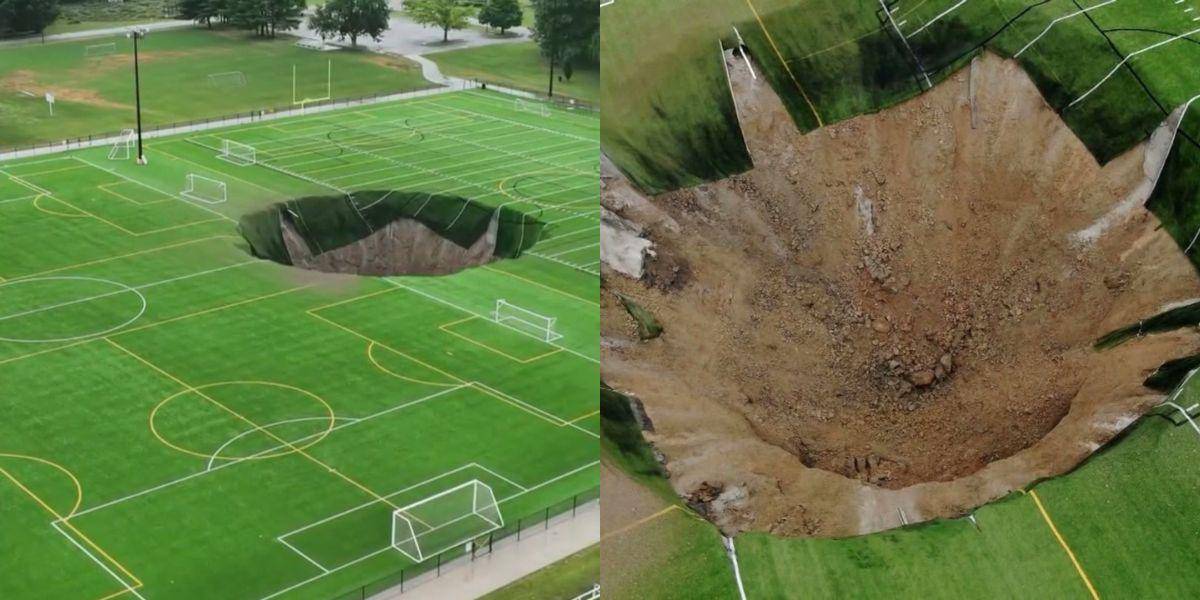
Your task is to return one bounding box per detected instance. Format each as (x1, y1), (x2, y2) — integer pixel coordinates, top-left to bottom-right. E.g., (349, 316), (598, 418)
(127, 27), (148, 165)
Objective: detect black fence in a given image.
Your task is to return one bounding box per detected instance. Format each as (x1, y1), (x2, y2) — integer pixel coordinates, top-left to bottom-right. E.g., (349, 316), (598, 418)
(331, 486), (600, 600)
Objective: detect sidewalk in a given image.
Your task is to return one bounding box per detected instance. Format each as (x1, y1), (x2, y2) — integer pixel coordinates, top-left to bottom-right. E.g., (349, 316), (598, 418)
(379, 501), (600, 600)
(0, 20), (194, 47)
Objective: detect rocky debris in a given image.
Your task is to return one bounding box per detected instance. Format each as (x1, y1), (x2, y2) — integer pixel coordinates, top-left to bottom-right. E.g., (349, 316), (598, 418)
(601, 208), (655, 279)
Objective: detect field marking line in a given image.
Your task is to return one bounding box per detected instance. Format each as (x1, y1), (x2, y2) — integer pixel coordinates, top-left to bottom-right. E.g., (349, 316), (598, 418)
(1027, 490), (1100, 599)
(438, 315), (564, 364)
(907, 0), (970, 37)
(1069, 25), (1200, 107)
(115, 284), (314, 338)
(151, 144), (287, 199)
(471, 382), (599, 440)
(98, 183), (169, 207)
(34, 186), (225, 238)
(0, 170), (53, 196)
(526, 250), (599, 276)
(566, 409), (599, 424)
(1014, 0), (1118, 57)
(7, 234), (238, 281)
(0, 452), (84, 517)
(880, 0), (934, 88)
(386, 279), (599, 365)
(33, 194), (89, 218)
(436, 100), (599, 144)
(472, 462), (529, 492)
(278, 536), (331, 573)
(50, 522), (147, 600)
(367, 341), (461, 388)
(104, 338), (406, 512)
(72, 156), (238, 224)
(8, 163), (90, 178)
(601, 505), (682, 540)
(543, 241), (599, 259)
(204, 415), (358, 470)
(0, 466), (145, 591)
(0, 259), (257, 324)
(742, 0), (825, 127)
(67, 385), (467, 521)
(480, 265), (599, 307)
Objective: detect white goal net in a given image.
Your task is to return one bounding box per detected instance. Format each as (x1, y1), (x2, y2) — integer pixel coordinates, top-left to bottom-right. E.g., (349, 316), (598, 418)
(181, 174), (227, 204)
(514, 98), (551, 117)
(494, 299), (561, 342)
(108, 129), (135, 160)
(85, 42), (116, 58)
(391, 480), (503, 563)
(217, 139), (256, 166)
(207, 71), (247, 88)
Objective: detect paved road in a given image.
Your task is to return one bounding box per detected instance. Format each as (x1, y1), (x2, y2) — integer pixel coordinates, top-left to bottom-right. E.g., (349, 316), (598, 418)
(0, 20), (193, 47)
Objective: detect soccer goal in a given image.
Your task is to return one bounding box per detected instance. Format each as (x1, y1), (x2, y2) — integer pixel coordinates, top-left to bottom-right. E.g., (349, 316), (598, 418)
(391, 480), (504, 563)
(514, 98), (551, 117)
(107, 129), (135, 161)
(207, 71), (247, 88)
(181, 174), (227, 204)
(494, 299), (561, 342)
(217, 139), (256, 166)
(85, 42), (116, 58)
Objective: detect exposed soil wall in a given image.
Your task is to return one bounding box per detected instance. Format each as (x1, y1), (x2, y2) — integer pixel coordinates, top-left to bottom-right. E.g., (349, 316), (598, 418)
(600, 51), (1200, 537)
(281, 213), (498, 276)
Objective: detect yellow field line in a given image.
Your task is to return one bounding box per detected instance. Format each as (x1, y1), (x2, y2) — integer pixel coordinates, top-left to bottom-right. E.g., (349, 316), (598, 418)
(105, 338), (403, 512)
(8, 163), (90, 178)
(1028, 490), (1100, 599)
(0, 465), (143, 589)
(99, 183), (168, 207)
(0, 452), (84, 517)
(602, 505), (682, 540)
(152, 145), (285, 197)
(307, 309), (467, 385)
(33, 195), (89, 218)
(742, 0), (824, 127)
(566, 409), (599, 424)
(9, 235), (238, 281)
(366, 341), (460, 388)
(94, 587), (136, 600)
(438, 316), (563, 364)
(482, 265), (599, 307)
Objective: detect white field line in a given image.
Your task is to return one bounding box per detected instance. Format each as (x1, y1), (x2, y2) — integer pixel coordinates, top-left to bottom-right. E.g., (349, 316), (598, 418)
(1014, 0), (1118, 57)
(441, 99), (599, 144)
(71, 157), (237, 224)
(261, 460), (600, 600)
(471, 381), (599, 440)
(60, 385), (469, 520)
(0, 260), (257, 321)
(278, 536), (331, 573)
(724, 536), (749, 600)
(0, 193), (40, 205)
(545, 211), (600, 225)
(1069, 26), (1200, 107)
(881, 0), (934, 88)
(384, 279), (600, 367)
(543, 241), (599, 259)
(241, 112), (482, 156)
(51, 521), (148, 600)
(309, 138), (585, 184)
(907, 0), (971, 37)
(259, 121), (518, 166)
(320, 139), (594, 183)
(342, 158), (595, 199)
(454, 90), (601, 130)
(204, 416), (361, 471)
(474, 463), (530, 492)
(527, 250), (600, 276)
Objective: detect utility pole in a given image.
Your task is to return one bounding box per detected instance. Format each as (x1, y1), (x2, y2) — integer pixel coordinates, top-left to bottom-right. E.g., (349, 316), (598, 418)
(128, 27), (148, 165)
(545, 0), (559, 99)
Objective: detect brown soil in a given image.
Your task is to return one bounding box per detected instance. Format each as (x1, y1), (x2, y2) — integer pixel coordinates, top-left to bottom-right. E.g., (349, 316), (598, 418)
(1, 69), (130, 111)
(280, 214), (498, 276)
(600, 52), (1200, 537)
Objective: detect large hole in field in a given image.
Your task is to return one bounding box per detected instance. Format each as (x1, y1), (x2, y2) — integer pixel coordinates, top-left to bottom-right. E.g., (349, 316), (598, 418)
(600, 52), (1200, 536)
(238, 191), (544, 276)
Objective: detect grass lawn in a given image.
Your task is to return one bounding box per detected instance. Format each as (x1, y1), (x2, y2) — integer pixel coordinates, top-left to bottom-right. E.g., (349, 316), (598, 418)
(0, 89), (599, 599)
(427, 41), (598, 103)
(0, 27), (432, 149)
(481, 545), (599, 600)
(42, 0), (173, 36)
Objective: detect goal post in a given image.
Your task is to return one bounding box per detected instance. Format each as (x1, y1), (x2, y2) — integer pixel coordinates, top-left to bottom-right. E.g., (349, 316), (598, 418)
(207, 71), (247, 88)
(108, 129), (135, 160)
(84, 42), (116, 58)
(180, 173), (227, 204)
(390, 480), (504, 563)
(514, 98), (551, 117)
(217, 139), (256, 166)
(494, 299), (561, 342)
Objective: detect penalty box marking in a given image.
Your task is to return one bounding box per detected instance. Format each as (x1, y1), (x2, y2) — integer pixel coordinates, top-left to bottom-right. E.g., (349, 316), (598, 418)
(438, 315), (564, 364)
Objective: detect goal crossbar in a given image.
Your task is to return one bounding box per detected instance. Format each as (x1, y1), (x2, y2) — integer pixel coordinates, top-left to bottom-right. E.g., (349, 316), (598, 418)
(514, 98), (551, 117)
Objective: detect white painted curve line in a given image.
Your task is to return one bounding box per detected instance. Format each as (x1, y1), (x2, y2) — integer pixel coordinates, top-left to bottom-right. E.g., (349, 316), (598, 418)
(907, 0), (971, 37)
(1069, 26), (1200, 108)
(1014, 0), (1118, 58)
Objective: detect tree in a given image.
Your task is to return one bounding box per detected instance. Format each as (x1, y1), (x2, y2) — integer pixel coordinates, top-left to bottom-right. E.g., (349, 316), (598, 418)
(530, 0), (598, 96)
(477, 0), (520, 35)
(308, 0), (389, 47)
(404, 0), (473, 43)
(0, 0), (60, 37)
(178, 0), (225, 28)
(227, 0), (304, 37)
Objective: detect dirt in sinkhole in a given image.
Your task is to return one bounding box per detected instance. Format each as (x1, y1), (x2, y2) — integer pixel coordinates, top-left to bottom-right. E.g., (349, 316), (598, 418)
(600, 51), (1200, 537)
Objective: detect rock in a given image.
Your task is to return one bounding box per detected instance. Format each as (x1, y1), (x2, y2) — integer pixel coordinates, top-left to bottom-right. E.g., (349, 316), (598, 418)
(872, 319), (892, 333)
(939, 353), (954, 373)
(909, 369), (936, 387)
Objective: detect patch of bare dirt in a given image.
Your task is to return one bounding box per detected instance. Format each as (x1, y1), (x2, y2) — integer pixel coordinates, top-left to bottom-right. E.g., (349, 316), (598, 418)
(600, 52), (1200, 537)
(1, 69), (130, 110)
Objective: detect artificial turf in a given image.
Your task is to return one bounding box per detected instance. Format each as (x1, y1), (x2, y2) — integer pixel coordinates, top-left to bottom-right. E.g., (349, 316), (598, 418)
(427, 42), (600, 103)
(0, 88), (599, 600)
(0, 27), (432, 149)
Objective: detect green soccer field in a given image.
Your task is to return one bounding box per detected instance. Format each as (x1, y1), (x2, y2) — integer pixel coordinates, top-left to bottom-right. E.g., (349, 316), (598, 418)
(0, 89), (599, 600)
